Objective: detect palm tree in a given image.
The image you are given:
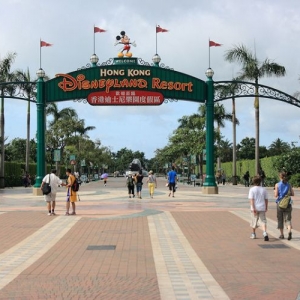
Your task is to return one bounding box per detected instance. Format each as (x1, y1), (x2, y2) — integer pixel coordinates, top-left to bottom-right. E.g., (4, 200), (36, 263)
(0, 52), (17, 188)
(46, 103), (77, 127)
(74, 119), (96, 138)
(225, 44), (286, 175)
(268, 138), (291, 156)
(198, 103), (238, 170)
(215, 80), (240, 184)
(16, 68), (36, 173)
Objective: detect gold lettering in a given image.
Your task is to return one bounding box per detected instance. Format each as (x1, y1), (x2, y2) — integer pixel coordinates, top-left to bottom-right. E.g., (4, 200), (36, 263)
(56, 74), (78, 92)
(105, 79), (114, 93)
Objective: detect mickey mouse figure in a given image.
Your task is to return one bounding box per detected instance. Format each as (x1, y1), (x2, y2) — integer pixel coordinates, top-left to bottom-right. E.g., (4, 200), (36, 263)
(114, 30), (136, 58)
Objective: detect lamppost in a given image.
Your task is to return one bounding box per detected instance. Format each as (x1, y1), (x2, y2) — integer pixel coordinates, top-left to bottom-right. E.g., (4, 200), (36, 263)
(202, 68), (218, 194)
(90, 54), (99, 67)
(152, 54), (161, 67)
(33, 68), (46, 193)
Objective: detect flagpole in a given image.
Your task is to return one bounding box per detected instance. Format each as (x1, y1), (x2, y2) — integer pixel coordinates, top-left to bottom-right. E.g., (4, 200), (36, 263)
(208, 38), (211, 68)
(39, 38), (42, 68)
(93, 25), (95, 54)
(156, 25), (158, 54)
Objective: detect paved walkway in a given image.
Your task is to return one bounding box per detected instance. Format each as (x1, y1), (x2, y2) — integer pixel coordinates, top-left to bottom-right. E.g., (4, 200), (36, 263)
(0, 177), (300, 299)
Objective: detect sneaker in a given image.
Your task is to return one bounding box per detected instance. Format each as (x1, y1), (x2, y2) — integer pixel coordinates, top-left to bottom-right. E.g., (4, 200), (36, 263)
(279, 235), (284, 239)
(250, 233), (256, 239)
(48, 212), (52, 216)
(264, 235), (269, 241)
(288, 232), (292, 240)
(51, 212), (56, 216)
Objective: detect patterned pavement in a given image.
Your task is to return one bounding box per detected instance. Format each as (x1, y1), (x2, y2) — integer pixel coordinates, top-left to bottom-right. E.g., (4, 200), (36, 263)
(0, 177), (300, 299)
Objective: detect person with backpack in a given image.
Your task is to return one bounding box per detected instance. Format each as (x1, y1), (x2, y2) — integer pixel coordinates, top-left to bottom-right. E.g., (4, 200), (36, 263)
(126, 173), (135, 198)
(274, 171), (295, 240)
(62, 168), (78, 215)
(41, 169), (62, 216)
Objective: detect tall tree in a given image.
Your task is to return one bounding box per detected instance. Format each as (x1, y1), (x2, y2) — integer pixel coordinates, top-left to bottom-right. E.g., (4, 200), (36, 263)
(46, 103), (77, 127)
(215, 79), (240, 183)
(225, 44), (286, 175)
(268, 138), (291, 156)
(0, 52), (17, 188)
(198, 103), (238, 170)
(16, 68), (36, 172)
(237, 137), (255, 160)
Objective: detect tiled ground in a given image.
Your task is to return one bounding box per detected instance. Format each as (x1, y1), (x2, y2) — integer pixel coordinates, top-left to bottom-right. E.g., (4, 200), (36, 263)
(0, 178), (299, 299)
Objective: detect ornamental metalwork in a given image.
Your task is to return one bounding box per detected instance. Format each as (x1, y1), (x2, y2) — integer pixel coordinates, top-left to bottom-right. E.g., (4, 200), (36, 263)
(214, 80), (300, 108)
(0, 81), (37, 103)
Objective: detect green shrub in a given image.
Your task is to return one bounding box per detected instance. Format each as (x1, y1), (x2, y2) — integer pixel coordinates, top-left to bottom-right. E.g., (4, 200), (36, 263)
(289, 174), (300, 188)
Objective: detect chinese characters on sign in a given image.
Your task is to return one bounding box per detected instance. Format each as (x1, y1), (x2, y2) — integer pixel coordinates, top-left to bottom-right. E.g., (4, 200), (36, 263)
(87, 90), (164, 106)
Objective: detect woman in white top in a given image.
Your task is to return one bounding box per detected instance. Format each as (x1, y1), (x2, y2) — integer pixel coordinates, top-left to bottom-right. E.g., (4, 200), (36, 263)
(146, 170), (157, 198)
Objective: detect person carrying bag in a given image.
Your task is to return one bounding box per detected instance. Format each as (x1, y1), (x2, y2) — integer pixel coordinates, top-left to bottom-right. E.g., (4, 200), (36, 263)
(274, 171), (294, 240)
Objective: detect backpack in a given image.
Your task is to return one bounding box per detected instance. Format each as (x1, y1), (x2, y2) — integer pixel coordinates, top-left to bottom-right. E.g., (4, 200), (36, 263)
(72, 177), (80, 192)
(127, 176), (133, 186)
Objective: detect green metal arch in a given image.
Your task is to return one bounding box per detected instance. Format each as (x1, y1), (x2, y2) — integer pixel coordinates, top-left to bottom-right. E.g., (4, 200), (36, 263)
(214, 80), (300, 108)
(0, 81), (37, 103)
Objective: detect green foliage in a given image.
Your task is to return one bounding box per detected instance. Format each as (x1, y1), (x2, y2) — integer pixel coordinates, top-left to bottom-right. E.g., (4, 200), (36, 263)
(272, 148), (300, 175)
(289, 174), (300, 188)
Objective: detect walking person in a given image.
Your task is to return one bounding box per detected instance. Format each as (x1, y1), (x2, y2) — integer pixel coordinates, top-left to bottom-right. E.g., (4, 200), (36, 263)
(221, 171), (226, 185)
(168, 166), (177, 197)
(248, 175), (269, 241)
(126, 173), (135, 198)
(41, 169), (62, 216)
(135, 170), (144, 199)
(147, 170), (157, 198)
(62, 168), (77, 215)
(243, 171), (250, 187)
(274, 171), (294, 240)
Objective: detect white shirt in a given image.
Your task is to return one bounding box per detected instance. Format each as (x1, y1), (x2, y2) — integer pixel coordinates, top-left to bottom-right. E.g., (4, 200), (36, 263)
(248, 186), (268, 211)
(42, 173), (62, 194)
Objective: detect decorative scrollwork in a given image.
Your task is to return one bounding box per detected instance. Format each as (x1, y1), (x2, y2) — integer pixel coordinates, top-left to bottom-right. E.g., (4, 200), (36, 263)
(164, 98), (178, 103)
(77, 63), (92, 71)
(159, 63), (174, 70)
(99, 58), (114, 66)
(214, 81), (300, 108)
(137, 58), (151, 66)
(73, 99), (88, 104)
(0, 81), (37, 102)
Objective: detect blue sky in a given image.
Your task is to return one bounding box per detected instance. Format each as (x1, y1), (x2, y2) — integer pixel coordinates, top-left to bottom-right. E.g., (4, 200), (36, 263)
(1, 0), (300, 158)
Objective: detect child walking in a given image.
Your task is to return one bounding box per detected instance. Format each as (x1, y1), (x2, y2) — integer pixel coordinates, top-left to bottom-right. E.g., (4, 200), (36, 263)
(248, 175), (269, 241)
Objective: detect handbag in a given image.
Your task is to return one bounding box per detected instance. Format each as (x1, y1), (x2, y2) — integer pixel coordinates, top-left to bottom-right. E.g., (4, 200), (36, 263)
(42, 174), (51, 195)
(279, 186), (291, 209)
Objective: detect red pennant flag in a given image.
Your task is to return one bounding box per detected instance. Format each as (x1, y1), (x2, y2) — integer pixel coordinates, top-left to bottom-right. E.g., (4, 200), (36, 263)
(209, 40), (222, 47)
(40, 41), (52, 47)
(94, 26), (106, 33)
(156, 25), (168, 33)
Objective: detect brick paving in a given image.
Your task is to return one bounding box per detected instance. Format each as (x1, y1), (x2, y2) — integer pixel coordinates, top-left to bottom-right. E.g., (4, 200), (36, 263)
(0, 177), (299, 299)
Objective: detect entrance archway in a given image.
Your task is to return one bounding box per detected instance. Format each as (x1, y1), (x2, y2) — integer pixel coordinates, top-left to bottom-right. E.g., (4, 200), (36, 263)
(33, 58), (218, 194)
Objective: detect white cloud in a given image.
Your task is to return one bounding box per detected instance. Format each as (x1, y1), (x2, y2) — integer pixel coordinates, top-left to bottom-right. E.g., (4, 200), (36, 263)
(1, 0), (300, 158)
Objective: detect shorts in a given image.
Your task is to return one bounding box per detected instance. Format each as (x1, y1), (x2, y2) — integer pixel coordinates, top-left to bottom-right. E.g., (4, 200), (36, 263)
(136, 183), (143, 192)
(277, 204), (292, 229)
(44, 193), (56, 202)
(250, 211), (267, 228)
(169, 182), (176, 192)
